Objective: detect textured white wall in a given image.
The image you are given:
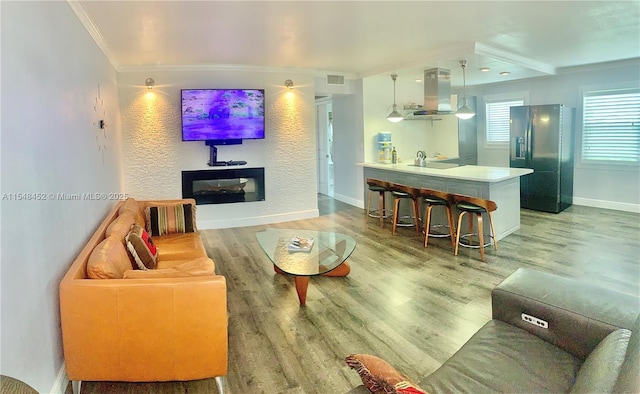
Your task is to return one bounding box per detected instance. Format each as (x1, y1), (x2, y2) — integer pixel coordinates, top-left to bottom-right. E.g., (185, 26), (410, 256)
(118, 70), (318, 228)
(1, 2), (122, 392)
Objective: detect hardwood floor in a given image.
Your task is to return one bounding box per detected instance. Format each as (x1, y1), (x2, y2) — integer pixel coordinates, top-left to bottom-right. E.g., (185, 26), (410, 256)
(70, 196), (640, 393)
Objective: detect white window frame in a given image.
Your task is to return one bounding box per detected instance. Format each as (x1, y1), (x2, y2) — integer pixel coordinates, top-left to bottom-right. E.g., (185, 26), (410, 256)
(483, 92), (528, 148)
(580, 87), (640, 167)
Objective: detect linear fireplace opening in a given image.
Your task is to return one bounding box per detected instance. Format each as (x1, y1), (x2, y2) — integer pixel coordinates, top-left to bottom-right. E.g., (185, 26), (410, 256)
(182, 168), (265, 205)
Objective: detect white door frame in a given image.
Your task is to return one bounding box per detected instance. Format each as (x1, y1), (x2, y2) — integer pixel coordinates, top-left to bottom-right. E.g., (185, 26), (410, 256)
(315, 97), (334, 197)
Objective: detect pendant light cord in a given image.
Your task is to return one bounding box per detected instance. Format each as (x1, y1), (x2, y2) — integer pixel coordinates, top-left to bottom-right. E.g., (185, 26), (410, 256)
(391, 74), (398, 108)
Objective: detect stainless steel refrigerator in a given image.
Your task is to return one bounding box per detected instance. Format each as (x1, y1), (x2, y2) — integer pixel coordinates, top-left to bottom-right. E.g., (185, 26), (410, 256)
(510, 104), (575, 213)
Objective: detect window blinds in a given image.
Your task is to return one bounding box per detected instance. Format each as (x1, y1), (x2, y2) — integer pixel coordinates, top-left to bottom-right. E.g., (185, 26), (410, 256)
(485, 100), (523, 143)
(582, 88), (640, 163)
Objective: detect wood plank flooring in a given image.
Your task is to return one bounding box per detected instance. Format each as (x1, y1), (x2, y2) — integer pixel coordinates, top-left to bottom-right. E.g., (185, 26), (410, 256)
(69, 196), (640, 394)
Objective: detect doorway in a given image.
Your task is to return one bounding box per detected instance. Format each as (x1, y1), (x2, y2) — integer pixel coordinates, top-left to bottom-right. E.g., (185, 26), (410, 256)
(316, 97), (334, 197)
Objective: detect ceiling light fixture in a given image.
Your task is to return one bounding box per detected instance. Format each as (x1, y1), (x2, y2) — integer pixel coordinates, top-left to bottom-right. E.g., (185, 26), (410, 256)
(145, 78), (155, 89)
(455, 60), (475, 120)
(500, 71), (511, 76)
(386, 74), (403, 123)
(480, 67), (490, 72)
(285, 79), (294, 89)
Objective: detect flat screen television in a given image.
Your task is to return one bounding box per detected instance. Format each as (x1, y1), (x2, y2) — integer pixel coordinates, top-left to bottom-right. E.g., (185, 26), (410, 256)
(181, 89), (265, 143)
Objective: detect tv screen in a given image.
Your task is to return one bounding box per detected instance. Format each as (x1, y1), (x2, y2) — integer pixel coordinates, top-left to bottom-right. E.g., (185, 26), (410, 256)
(181, 89), (265, 142)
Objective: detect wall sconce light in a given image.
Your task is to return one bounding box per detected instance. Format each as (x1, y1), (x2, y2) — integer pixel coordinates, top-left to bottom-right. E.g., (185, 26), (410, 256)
(284, 79), (294, 89)
(145, 78), (155, 89)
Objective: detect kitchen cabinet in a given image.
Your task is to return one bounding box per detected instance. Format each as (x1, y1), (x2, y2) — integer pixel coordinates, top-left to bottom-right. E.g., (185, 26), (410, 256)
(360, 163), (532, 241)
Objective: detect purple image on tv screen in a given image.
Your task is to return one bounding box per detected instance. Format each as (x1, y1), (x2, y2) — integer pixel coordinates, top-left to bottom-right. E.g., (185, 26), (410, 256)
(181, 89), (265, 141)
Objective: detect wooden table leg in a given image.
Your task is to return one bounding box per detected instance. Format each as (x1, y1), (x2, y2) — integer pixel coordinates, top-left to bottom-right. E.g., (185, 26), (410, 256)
(294, 276), (310, 305)
(273, 264), (284, 274)
(322, 261), (351, 277)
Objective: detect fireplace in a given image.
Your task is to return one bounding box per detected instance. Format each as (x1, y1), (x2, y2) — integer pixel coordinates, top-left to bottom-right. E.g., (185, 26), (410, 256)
(182, 168), (265, 205)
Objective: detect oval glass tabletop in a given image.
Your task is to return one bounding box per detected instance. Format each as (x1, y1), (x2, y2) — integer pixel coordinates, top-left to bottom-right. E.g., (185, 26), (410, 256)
(255, 228), (356, 276)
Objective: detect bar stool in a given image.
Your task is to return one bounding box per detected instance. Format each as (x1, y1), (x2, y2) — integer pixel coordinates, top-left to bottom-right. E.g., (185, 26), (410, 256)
(453, 195), (498, 262)
(419, 188), (456, 248)
(366, 178), (391, 227)
(389, 183), (421, 235)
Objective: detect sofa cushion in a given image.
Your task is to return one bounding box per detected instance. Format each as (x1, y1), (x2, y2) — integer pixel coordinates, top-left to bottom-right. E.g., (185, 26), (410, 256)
(144, 203), (196, 236)
(118, 198), (145, 228)
(612, 315), (640, 393)
(125, 224), (158, 270)
(105, 210), (136, 242)
(154, 232), (207, 263)
(123, 257), (215, 279)
(345, 354), (426, 394)
(419, 320), (582, 393)
(87, 236), (134, 279)
(571, 328), (631, 393)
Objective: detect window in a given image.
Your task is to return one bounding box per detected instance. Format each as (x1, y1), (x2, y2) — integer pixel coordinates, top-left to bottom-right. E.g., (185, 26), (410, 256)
(582, 88), (640, 164)
(485, 99), (524, 143)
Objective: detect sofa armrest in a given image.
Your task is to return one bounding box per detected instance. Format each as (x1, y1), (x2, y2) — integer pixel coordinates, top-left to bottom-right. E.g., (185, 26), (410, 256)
(492, 268), (639, 359)
(60, 275), (227, 382)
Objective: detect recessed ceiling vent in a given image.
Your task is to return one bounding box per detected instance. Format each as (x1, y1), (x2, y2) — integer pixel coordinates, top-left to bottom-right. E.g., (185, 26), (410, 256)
(327, 74), (345, 85)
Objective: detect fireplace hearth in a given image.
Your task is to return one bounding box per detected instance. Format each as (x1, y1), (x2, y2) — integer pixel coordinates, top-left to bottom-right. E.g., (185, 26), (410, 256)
(182, 168), (265, 205)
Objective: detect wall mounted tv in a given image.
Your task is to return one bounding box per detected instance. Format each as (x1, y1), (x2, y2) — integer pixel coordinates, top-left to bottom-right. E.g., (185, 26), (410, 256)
(181, 89), (265, 143)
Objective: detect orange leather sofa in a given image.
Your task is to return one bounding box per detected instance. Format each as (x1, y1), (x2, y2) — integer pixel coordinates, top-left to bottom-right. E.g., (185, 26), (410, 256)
(59, 198), (227, 394)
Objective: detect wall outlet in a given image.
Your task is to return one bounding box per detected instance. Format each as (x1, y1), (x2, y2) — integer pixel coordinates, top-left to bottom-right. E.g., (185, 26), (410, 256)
(521, 313), (549, 329)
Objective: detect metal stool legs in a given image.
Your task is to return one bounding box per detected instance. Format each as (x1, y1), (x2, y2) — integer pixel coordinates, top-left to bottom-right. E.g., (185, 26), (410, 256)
(390, 183), (421, 236)
(423, 203), (456, 248)
(453, 196), (498, 262)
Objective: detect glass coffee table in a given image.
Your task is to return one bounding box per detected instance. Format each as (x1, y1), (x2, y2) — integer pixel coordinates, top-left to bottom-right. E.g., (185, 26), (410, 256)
(255, 228), (356, 305)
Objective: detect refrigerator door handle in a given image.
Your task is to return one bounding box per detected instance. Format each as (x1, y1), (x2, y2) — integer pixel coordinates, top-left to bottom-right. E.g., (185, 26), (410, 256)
(526, 112), (533, 165)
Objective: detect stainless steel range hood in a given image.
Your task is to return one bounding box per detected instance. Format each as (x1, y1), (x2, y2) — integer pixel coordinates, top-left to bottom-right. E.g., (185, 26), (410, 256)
(409, 68), (454, 116)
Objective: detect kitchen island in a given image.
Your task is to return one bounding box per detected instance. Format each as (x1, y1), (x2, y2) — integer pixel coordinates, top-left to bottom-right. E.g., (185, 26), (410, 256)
(360, 163), (533, 241)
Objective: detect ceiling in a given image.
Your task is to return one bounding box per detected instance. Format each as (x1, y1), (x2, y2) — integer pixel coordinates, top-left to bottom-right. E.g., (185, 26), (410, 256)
(73, 1), (640, 86)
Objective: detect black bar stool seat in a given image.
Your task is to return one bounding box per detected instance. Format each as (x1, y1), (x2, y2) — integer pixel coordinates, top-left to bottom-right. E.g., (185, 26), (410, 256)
(389, 183), (421, 235)
(453, 195), (498, 262)
(420, 188), (456, 248)
(366, 178), (391, 227)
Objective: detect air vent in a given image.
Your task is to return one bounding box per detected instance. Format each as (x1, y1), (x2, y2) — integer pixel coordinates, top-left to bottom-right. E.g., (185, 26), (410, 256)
(327, 75), (345, 85)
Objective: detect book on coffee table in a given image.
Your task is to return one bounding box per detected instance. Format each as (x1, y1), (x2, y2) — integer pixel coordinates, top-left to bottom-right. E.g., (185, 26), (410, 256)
(287, 236), (314, 252)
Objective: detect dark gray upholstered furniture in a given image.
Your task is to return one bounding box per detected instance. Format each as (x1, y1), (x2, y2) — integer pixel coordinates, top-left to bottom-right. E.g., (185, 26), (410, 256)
(349, 268), (639, 393)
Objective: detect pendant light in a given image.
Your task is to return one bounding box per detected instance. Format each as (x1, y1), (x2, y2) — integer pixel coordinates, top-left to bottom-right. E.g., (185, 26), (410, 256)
(455, 60), (476, 120)
(386, 74), (403, 123)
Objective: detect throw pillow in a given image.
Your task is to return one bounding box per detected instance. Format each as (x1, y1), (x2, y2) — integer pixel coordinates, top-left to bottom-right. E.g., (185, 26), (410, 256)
(345, 354), (427, 394)
(105, 210), (136, 242)
(118, 198), (145, 227)
(125, 224), (158, 270)
(145, 203), (196, 237)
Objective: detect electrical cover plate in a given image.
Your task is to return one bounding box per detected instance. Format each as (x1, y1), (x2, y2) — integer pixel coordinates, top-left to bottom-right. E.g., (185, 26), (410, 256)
(521, 313), (549, 329)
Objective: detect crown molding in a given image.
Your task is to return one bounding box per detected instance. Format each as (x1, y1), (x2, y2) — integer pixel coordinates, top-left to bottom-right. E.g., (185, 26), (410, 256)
(116, 63), (359, 80)
(474, 42), (556, 75)
(66, 0), (118, 70)
(557, 57), (640, 75)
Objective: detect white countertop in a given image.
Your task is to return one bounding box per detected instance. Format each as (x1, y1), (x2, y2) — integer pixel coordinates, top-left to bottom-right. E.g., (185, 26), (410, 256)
(359, 162), (533, 183)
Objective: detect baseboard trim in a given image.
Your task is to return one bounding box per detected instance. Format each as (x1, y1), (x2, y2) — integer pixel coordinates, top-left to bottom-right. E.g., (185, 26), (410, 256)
(573, 197), (640, 213)
(197, 209), (319, 229)
(333, 193), (364, 209)
(50, 363), (69, 394)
